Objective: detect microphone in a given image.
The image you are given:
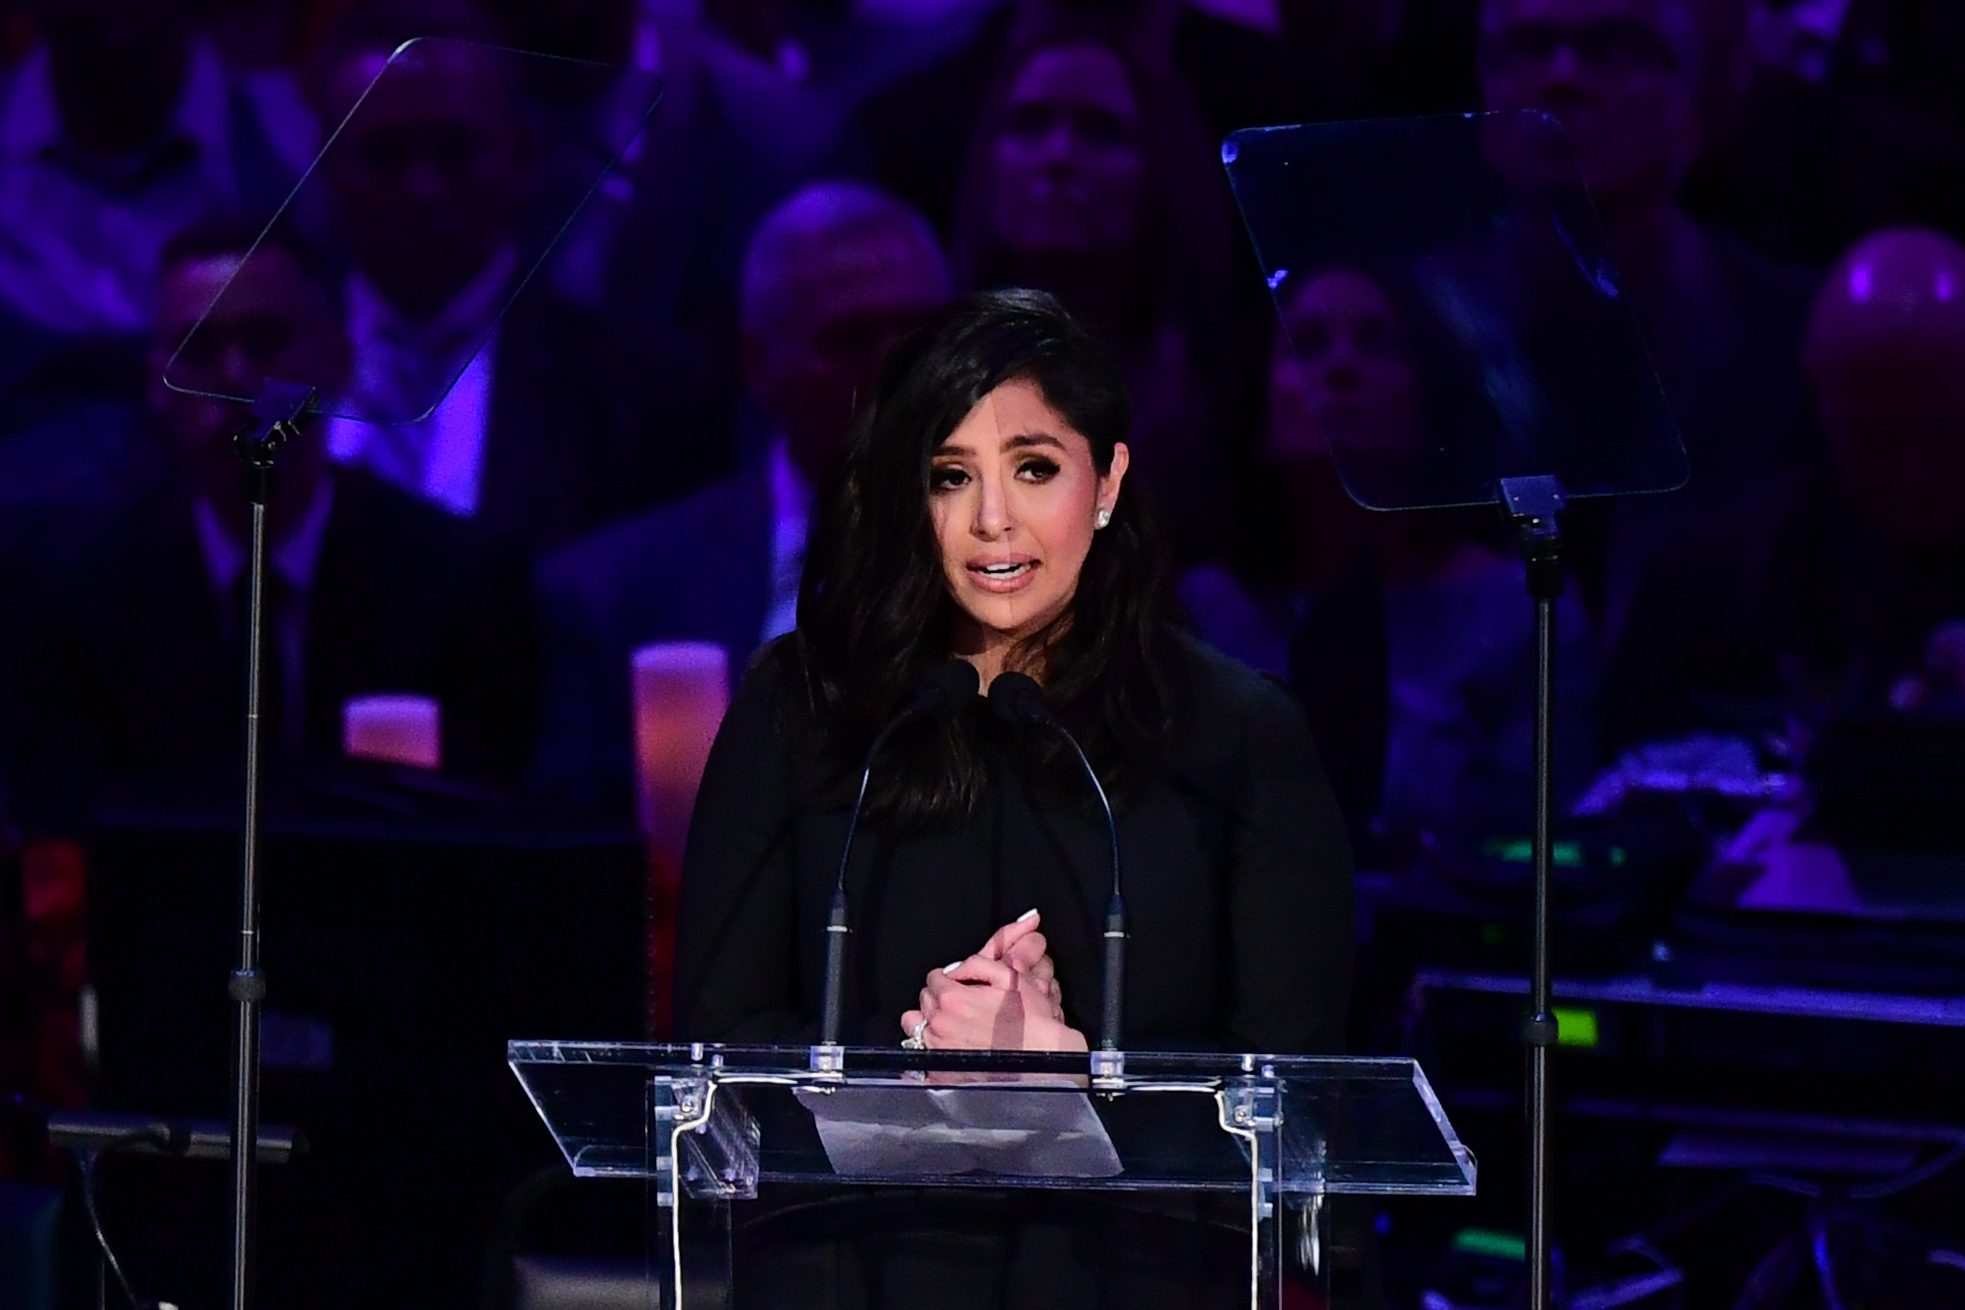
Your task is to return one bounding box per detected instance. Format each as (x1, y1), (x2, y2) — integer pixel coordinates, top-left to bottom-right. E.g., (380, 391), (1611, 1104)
(818, 659), (980, 1049)
(987, 672), (1126, 1054)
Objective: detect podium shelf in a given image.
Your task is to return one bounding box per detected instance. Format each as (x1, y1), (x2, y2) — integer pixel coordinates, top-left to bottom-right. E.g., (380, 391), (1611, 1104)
(509, 1042), (1476, 1198)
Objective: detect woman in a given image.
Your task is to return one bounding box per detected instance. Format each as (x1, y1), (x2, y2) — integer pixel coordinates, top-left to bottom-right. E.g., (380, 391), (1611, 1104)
(673, 289), (1352, 1307)
(1185, 267), (1599, 859)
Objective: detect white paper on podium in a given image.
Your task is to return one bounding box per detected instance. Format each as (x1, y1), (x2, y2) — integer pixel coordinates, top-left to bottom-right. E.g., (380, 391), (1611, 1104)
(794, 1081), (1124, 1179)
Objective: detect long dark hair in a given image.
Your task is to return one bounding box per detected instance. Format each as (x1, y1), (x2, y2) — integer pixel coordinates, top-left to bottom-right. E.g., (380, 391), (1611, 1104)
(783, 288), (1180, 824)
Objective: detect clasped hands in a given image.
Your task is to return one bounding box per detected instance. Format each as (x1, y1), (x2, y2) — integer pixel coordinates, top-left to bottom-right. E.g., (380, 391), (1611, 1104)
(898, 910), (1089, 1053)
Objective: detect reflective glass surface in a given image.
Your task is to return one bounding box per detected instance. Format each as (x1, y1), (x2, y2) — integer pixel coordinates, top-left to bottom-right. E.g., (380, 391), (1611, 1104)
(1222, 111), (1688, 510)
(162, 39), (663, 422)
(508, 1043), (1477, 1196)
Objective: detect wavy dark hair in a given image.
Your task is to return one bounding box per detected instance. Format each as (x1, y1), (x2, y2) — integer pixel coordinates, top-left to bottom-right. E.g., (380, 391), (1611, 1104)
(782, 287), (1181, 825)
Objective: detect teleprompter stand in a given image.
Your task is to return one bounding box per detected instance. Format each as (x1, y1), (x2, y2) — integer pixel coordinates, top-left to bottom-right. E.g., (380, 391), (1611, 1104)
(155, 39), (665, 1308)
(1499, 473), (1565, 1310)
(222, 379), (314, 1310)
(1222, 110), (1690, 1310)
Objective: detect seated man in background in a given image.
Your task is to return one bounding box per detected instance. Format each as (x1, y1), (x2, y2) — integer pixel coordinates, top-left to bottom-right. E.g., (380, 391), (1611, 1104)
(306, 0), (659, 560)
(532, 180), (951, 820)
(1476, 0), (1816, 639)
(7, 218), (537, 839)
(0, 0), (309, 435)
(479, 0), (837, 505)
(1606, 227), (1965, 748)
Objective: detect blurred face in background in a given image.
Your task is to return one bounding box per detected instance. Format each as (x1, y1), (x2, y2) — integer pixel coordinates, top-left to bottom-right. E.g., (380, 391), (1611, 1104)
(1479, 0), (1700, 214)
(745, 222), (951, 484)
(317, 41), (529, 320)
(33, 0), (186, 65)
(1269, 270), (1425, 474)
(988, 43), (1146, 258)
(33, 0), (191, 150)
(1748, 0), (1846, 83)
(148, 248), (349, 502)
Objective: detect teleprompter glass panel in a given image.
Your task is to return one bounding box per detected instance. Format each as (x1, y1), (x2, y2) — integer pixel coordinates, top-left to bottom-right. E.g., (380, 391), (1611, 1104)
(162, 38), (663, 424)
(1222, 111), (1688, 511)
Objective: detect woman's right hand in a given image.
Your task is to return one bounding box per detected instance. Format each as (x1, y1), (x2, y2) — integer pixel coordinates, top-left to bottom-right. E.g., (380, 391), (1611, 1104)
(897, 910), (1082, 1050)
(901, 955), (1087, 1051)
(978, 909), (1063, 1020)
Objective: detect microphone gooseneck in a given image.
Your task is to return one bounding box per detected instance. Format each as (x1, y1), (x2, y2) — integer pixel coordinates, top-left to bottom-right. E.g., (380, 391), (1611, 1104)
(986, 672), (1126, 1053)
(818, 659), (980, 1047)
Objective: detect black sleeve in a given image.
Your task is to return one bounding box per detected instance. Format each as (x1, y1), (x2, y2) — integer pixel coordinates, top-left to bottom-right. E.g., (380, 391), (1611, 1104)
(1224, 672), (1356, 1055)
(671, 660), (806, 1042)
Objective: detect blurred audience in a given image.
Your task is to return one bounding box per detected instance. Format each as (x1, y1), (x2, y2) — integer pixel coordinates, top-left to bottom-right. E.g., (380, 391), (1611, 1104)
(479, 0), (840, 508)
(0, 0), (310, 433)
(1606, 227), (1965, 746)
(6, 218), (536, 838)
(839, 0), (1321, 241)
(1185, 268), (1598, 854)
(950, 15), (1249, 557)
(1678, 0), (1965, 269)
(196, 0), (302, 71)
(0, 0), (1957, 929)
(306, 0), (660, 558)
(1477, 0), (1817, 638)
(532, 179), (951, 818)
(1383, 0), (1965, 268)
(1276, 0), (1402, 113)
(1744, 0), (1965, 136)
(701, 0), (996, 113)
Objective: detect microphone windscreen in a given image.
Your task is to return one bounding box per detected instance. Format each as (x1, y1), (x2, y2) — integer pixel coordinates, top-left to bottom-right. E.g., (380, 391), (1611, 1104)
(914, 659), (981, 720)
(986, 670), (1051, 725)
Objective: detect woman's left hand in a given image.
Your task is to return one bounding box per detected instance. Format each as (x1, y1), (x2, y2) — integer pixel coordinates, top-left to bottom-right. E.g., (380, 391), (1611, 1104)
(900, 954), (1088, 1052)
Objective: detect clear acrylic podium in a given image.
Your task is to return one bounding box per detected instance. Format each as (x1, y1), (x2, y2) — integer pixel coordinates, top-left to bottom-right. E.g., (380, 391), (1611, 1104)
(510, 1042), (1475, 1307)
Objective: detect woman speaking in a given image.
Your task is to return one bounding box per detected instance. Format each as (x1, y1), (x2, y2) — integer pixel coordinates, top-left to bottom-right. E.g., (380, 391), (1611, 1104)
(673, 289), (1354, 1306)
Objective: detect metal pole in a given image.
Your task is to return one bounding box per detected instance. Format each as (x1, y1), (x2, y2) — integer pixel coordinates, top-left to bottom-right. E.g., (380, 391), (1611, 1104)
(226, 381), (312, 1310)
(1527, 584), (1557, 1310)
(1500, 474), (1564, 1310)
(229, 479), (271, 1310)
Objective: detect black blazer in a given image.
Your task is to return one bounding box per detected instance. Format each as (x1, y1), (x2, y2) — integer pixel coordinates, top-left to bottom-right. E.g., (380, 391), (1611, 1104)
(530, 464), (774, 819)
(11, 465), (536, 835)
(673, 635), (1355, 1055)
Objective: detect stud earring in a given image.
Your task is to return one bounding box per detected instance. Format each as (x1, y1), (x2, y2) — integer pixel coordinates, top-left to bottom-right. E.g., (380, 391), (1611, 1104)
(1095, 507), (1112, 529)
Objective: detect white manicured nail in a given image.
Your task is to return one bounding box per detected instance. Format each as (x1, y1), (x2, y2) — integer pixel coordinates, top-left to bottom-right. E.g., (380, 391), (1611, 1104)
(1017, 908), (1038, 922)
(943, 959), (966, 975)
